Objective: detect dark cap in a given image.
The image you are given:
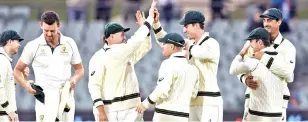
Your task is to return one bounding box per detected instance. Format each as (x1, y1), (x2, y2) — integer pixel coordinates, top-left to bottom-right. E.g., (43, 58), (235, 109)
(179, 10), (205, 25)
(245, 27), (270, 41)
(0, 30), (23, 45)
(158, 33), (185, 47)
(31, 84), (45, 103)
(260, 8), (282, 20)
(104, 22), (130, 38)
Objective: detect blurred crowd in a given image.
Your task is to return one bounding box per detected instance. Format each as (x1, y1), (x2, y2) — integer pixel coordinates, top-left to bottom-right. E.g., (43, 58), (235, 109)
(66, 0), (298, 34)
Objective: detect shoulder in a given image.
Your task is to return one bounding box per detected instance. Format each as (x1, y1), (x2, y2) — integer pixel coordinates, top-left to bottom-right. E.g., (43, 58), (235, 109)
(26, 38), (41, 48)
(62, 36), (77, 45)
(90, 49), (106, 64)
(208, 37), (219, 45)
(282, 38), (295, 49)
(200, 36), (219, 47)
(0, 55), (10, 68)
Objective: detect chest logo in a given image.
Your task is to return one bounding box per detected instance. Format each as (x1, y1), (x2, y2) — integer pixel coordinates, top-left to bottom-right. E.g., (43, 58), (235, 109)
(40, 48), (45, 53)
(91, 71), (95, 76)
(61, 46), (68, 53)
(158, 77), (164, 82)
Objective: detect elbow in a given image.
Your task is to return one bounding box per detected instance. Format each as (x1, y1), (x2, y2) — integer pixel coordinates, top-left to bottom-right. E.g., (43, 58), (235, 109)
(79, 67), (85, 78)
(229, 65), (236, 75)
(229, 68), (236, 75)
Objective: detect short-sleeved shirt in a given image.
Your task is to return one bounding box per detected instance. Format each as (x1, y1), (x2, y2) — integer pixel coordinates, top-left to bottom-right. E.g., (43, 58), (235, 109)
(20, 33), (82, 88)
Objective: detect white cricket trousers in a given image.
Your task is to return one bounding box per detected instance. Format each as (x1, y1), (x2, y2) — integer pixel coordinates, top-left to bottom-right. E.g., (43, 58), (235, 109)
(282, 107), (287, 122)
(35, 88), (75, 122)
(0, 115), (10, 122)
(189, 105), (223, 122)
(93, 107), (143, 122)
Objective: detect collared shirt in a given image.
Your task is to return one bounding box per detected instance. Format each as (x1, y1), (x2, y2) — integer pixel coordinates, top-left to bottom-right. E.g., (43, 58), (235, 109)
(142, 52), (199, 113)
(20, 33), (82, 89)
(261, 33), (295, 82)
(230, 46), (285, 112)
(153, 22), (223, 106)
(0, 47), (17, 114)
(88, 17), (153, 112)
(261, 33), (296, 108)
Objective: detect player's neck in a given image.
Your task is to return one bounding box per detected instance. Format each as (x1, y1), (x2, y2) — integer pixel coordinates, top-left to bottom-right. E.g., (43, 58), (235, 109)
(270, 31), (279, 41)
(47, 34), (60, 48)
(3, 46), (13, 57)
(194, 31), (205, 43)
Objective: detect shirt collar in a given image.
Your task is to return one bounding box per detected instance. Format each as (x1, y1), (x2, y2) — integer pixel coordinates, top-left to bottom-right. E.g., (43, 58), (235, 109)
(272, 33), (283, 44)
(197, 32), (209, 45)
(170, 51), (186, 58)
(103, 44), (110, 51)
(38, 32), (65, 45)
(0, 47), (13, 62)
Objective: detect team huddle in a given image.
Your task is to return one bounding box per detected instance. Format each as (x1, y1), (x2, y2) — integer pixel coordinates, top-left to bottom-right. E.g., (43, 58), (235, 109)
(0, 0), (296, 121)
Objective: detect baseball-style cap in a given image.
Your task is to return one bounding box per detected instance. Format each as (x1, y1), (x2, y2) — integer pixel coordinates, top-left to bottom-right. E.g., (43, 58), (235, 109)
(104, 22), (130, 38)
(31, 84), (45, 103)
(158, 33), (185, 47)
(260, 8), (283, 20)
(0, 30), (23, 45)
(245, 27), (270, 41)
(179, 10), (205, 25)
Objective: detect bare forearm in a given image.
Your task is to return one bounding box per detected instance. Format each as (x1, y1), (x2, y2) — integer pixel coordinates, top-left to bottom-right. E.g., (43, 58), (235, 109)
(72, 68), (84, 83)
(97, 105), (106, 113)
(13, 69), (29, 89)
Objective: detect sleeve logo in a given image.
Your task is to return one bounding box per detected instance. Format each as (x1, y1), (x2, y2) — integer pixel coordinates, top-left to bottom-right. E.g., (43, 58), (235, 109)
(91, 71), (95, 76)
(158, 77), (164, 82)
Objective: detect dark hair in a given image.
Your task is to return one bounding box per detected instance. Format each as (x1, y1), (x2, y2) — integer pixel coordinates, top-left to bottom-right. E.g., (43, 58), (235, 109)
(0, 40), (8, 46)
(103, 36), (108, 45)
(193, 22), (205, 30)
(40, 11), (60, 26)
(257, 39), (270, 47)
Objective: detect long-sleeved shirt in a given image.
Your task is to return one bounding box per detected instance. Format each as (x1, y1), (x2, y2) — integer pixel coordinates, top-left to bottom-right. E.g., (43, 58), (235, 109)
(239, 33), (295, 108)
(153, 22), (223, 106)
(88, 17), (153, 113)
(0, 47), (17, 115)
(230, 47), (286, 113)
(142, 52), (199, 116)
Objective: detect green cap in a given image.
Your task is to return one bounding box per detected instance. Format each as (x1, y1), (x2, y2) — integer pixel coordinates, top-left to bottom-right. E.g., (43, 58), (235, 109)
(260, 8), (282, 20)
(104, 22), (130, 38)
(179, 10), (205, 25)
(158, 33), (185, 47)
(0, 30), (23, 45)
(245, 27), (270, 41)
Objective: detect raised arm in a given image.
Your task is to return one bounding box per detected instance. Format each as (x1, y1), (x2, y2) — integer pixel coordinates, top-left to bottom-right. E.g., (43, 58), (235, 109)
(131, 10), (152, 64)
(109, 1), (156, 63)
(153, 8), (168, 48)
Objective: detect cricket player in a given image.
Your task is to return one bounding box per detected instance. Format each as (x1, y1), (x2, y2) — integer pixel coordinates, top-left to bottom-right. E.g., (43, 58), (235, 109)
(152, 9), (223, 121)
(13, 11), (84, 121)
(135, 33), (200, 122)
(239, 8), (296, 121)
(230, 27), (290, 121)
(0, 30), (24, 122)
(88, 0), (156, 121)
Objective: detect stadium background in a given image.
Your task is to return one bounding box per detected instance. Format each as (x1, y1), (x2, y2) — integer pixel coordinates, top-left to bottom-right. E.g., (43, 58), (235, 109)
(1, 0), (307, 121)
